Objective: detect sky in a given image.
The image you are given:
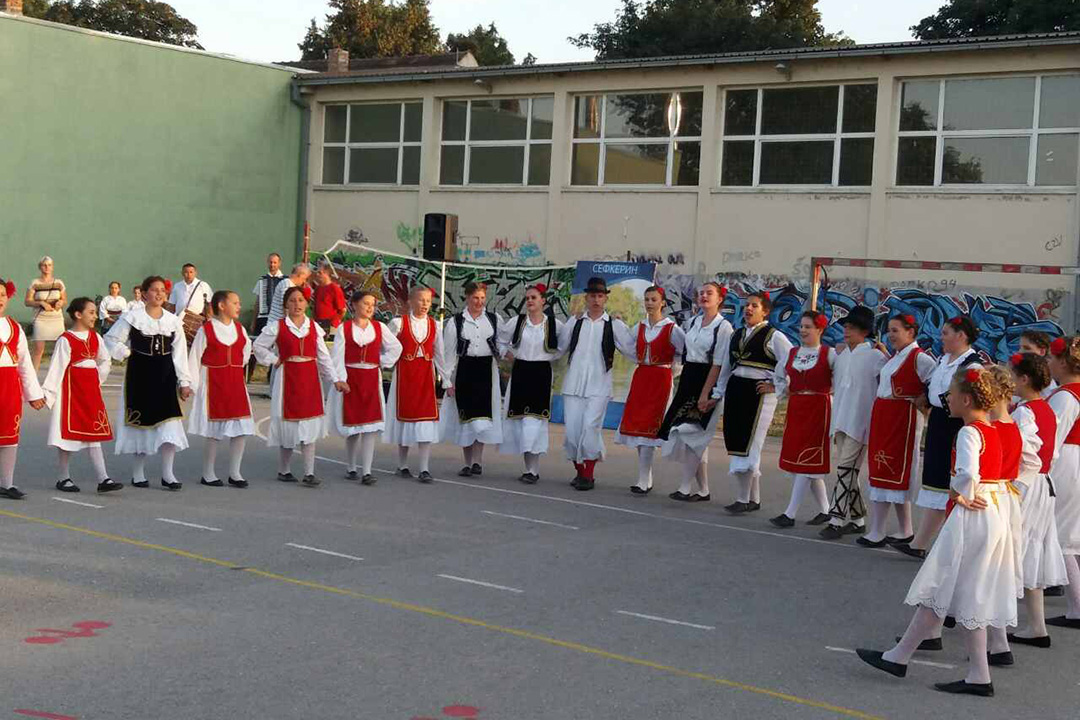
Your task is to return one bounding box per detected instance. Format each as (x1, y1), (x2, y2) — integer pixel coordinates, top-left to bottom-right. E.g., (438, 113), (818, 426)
(168, 0), (949, 65)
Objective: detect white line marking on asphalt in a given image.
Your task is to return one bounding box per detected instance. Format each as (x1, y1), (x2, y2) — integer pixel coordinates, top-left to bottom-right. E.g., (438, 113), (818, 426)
(285, 543), (363, 562)
(51, 496), (105, 509)
(481, 510), (580, 530)
(616, 610), (715, 630)
(436, 574), (524, 594)
(254, 416), (270, 441)
(156, 518), (223, 532)
(825, 646), (956, 669)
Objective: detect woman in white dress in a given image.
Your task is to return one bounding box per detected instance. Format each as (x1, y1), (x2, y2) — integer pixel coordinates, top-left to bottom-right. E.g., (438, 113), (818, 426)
(99, 281), (127, 333)
(24, 255), (66, 371)
(0, 277), (46, 500)
(104, 276), (192, 491)
(254, 286), (345, 486)
(326, 290), (402, 485)
(1046, 335), (1080, 630)
(187, 290), (255, 488)
(42, 298), (122, 494)
(498, 285), (564, 484)
(858, 366), (1017, 697)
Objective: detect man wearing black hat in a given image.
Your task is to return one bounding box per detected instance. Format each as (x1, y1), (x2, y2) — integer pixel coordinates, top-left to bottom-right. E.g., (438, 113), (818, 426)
(558, 277), (632, 490)
(820, 305), (887, 540)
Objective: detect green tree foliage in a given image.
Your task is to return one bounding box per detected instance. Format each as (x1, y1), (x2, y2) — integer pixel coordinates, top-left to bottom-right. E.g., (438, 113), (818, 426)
(298, 0), (441, 61)
(445, 22), (522, 66)
(570, 0), (852, 60)
(912, 0), (1080, 39)
(23, 0), (201, 48)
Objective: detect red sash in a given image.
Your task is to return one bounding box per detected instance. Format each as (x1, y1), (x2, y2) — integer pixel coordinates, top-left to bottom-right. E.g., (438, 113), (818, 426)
(1024, 398), (1057, 473)
(59, 332), (112, 442)
(276, 319), (323, 421)
(619, 323), (676, 438)
(395, 315), (438, 422)
(0, 319), (23, 446)
(203, 322), (251, 422)
(779, 346), (832, 475)
(1053, 383), (1080, 446)
(342, 323), (384, 426)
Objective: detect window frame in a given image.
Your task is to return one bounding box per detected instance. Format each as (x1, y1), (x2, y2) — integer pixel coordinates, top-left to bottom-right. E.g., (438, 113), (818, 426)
(570, 89), (704, 188)
(895, 73), (1080, 189)
(719, 83), (877, 189)
(321, 101), (422, 186)
(438, 96), (554, 187)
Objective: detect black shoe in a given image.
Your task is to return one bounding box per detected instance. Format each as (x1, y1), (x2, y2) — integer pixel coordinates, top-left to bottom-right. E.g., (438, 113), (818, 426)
(842, 522), (866, 535)
(806, 512), (830, 526)
(131, 479), (149, 488)
(97, 478), (122, 493)
(944, 616), (957, 629)
(1007, 633), (1051, 648)
(277, 473), (298, 483)
(770, 514), (796, 528)
(892, 542), (928, 560)
(56, 479), (81, 493)
(885, 534), (915, 545)
(0, 486), (26, 500)
(570, 475), (585, 488)
(161, 479), (182, 491)
(398, 467), (413, 478)
(458, 466), (472, 477)
(895, 635), (943, 652)
(301, 475), (321, 487)
(1046, 616), (1080, 629)
(345, 470), (359, 481)
(1045, 585), (1065, 597)
(855, 648), (906, 678)
(745, 501), (761, 512)
(519, 473), (538, 485)
(200, 478), (224, 487)
(819, 524), (845, 540)
(725, 501), (751, 514)
(361, 474), (376, 486)
(669, 491), (689, 501)
(227, 478), (248, 488)
(629, 485), (650, 495)
(418, 471), (433, 484)
(471, 463), (482, 476)
(988, 651), (1014, 667)
(575, 479), (595, 491)
(933, 680), (993, 697)
(856, 536), (888, 548)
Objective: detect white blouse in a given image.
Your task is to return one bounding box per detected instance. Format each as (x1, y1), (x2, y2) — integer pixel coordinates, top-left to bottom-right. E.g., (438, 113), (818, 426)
(623, 317), (686, 364)
(950, 425), (985, 499)
(498, 315), (565, 362)
(443, 310), (503, 381)
(831, 341), (887, 441)
(252, 316), (341, 385)
(387, 313), (451, 389)
(332, 321), (402, 374)
(927, 350), (981, 408)
(104, 307), (192, 388)
(772, 345), (836, 398)
(557, 312), (632, 398)
(41, 330), (111, 407)
(875, 341), (935, 399)
(0, 317), (44, 400)
(1011, 403), (1045, 484)
(681, 313), (733, 365)
(99, 295), (128, 319)
(1048, 389), (1079, 456)
(187, 319), (252, 394)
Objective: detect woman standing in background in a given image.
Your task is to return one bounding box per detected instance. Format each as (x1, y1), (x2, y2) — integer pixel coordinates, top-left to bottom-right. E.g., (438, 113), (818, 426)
(25, 255), (66, 371)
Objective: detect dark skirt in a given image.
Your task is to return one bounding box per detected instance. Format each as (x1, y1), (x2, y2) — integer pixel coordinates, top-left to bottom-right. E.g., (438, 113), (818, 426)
(922, 404), (964, 491)
(659, 362), (715, 439)
(507, 360), (552, 419)
(723, 375), (764, 457)
(125, 340), (182, 427)
(455, 355), (494, 423)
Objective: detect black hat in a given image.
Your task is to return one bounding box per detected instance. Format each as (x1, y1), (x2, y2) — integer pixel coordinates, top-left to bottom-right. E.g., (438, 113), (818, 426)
(840, 305), (875, 334)
(584, 277), (610, 295)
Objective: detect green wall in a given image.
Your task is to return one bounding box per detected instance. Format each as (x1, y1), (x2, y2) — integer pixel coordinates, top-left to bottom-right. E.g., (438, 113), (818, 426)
(0, 15), (301, 322)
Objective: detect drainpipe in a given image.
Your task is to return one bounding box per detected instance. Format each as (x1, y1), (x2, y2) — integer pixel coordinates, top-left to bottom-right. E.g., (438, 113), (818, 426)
(290, 77), (311, 265)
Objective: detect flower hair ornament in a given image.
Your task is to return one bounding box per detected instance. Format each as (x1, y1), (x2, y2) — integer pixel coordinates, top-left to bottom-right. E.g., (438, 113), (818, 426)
(301, 285), (313, 301)
(1051, 336), (1068, 356)
(652, 287), (666, 299)
(531, 283), (548, 295)
(965, 368), (982, 383)
(900, 313), (916, 327)
(948, 316), (964, 327)
(760, 290), (770, 301)
(1010, 353), (1023, 367)
(813, 313), (828, 330)
(2, 280), (15, 298)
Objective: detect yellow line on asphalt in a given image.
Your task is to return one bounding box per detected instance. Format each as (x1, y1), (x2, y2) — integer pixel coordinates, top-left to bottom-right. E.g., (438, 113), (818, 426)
(0, 508), (884, 720)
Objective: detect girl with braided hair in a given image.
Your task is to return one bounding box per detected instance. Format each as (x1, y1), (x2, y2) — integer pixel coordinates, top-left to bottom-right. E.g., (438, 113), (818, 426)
(1046, 335), (1080, 629)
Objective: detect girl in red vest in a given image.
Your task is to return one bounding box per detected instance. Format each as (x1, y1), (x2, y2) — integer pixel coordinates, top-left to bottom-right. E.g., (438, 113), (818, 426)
(1006, 352), (1067, 647)
(615, 286), (683, 495)
(187, 291), (255, 488)
(769, 311), (835, 527)
(41, 298), (120, 494)
(327, 290), (402, 485)
(1046, 335), (1080, 629)
(0, 277), (46, 500)
(859, 367), (1015, 697)
(253, 285), (346, 486)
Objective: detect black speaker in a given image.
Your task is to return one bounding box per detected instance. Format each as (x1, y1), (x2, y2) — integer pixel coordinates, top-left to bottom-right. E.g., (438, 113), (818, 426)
(423, 213), (458, 261)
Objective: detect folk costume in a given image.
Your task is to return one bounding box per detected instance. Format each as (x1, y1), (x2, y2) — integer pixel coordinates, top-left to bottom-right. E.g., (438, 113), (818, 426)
(1047, 382), (1080, 625)
(918, 348), (982, 510)
(1013, 398), (1068, 590)
(253, 316), (341, 485)
(99, 294), (127, 332)
(660, 313), (732, 501)
(327, 319), (403, 483)
(104, 306), (192, 490)
(41, 329), (118, 493)
(498, 310), (564, 483)
(0, 314), (45, 498)
(441, 308), (505, 474)
(384, 312), (449, 482)
(188, 318), (256, 487)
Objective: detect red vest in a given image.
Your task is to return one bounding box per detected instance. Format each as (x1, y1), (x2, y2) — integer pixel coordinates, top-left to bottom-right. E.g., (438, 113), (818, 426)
(0, 317), (18, 364)
(786, 345), (832, 394)
(202, 321), (251, 421)
(1023, 398), (1057, 474)
(1054, 383), (1080, 446)
(952, 421), (1002, 483)
(993, 420), (1022, 481)
(344, 321), (382, 364)
(636, 322), (676, 365)
(890, 345), (925, 398)
(399, 315), (436, 361)
(202, 321), (246, 367)
(0, 318), (23, 446)
(276, 319), (323, 421)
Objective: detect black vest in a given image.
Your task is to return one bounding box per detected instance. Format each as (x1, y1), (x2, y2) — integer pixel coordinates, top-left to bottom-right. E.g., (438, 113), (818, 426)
(935, 350), (981, 407)
(568, 316), (616, 371)
(729, 323), (777, 371)
(512, 311), (558, 353)
(454, 311), (499, 357)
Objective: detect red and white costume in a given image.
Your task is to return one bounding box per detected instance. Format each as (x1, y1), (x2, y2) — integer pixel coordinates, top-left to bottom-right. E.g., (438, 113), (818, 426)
(993, 419), (1028, 598)
(187, 319), (255, 439)
(0, 317), (45, 447)
(776, 345), (836, 477)
(327, 320), (402, 436)
(41, 330), (112, 451)
(383, 313), (449, 447)
(615, 318), (683, 448)
(1049, 383), (1080, 556)
(1013, 397), (1069, 588)
(866, 342), (935, 504)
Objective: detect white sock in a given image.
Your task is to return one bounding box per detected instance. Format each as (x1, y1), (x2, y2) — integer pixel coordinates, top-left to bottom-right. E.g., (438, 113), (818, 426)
(523, 452), (540, 476)
(88, 446), (108, 482)
(733, 471), (752, 503)
(279, 448), (293, 475)
(203, 439), (219, 482)
(228, 436), (246, 481)
(1019, 588), (1047, 637)
(160, 443), (178, 483)
(418, 442), (432, 473)
(132, 454), (147, 483)
(1065, 554), (1080, 619)
(784, 475), (810, 519)
(679, 454), (699, 495)
(58, 449), (72, 480)
(866, 501), (890, 542)
(360, 434), (376, 475)
(695, 460), (709, 496)
(883, 605), (944, 664)
(963, 628), (992, 685)
(473, 443), (484, 466)
(810, 477), (829, 514)
(398, 445), (409, 470)
(987, 625), (1010, 654)
(894, 502), (914, 538)
(346, 434), (361, 471)
(0, 446), (16, 488)
(749, 474), (761, 503)
(636, 447), (655, 490)
(301, 443), (316, 476)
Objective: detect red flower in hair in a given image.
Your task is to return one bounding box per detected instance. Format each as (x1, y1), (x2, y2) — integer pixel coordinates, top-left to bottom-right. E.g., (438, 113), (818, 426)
(719, 286), (728, 299)
(1010, 353), (1023, 367)
(813, 313), (828, 330)
(901, 314), (916, 326)
(301, 285), (313, 301)
(761, 290), (770, 301)
(1051, 336), (1067, 355)
(532, 283), (548, 295)
(965, 368), (981, 383)
(948, 316), (963, 327)
(653, 287), (666, 299)
(3, 280), (15, 298)
(163, 279), (173, 293)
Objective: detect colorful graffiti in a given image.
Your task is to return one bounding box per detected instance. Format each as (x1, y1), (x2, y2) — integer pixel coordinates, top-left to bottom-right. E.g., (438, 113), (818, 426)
(395, 222), (422, 255)
(455, 235), (547, 266)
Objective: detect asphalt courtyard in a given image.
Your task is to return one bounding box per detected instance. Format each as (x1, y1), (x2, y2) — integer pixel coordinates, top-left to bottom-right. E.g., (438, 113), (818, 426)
(1, 383), (1078, 720)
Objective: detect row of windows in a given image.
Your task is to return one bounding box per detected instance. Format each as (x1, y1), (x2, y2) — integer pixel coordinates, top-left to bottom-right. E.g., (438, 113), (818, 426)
(320, 74), (1080, 189)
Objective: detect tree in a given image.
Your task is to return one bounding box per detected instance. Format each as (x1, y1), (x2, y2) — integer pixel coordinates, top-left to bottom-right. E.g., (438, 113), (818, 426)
(912, 0), (1080, 39)
(446, 22), (520, 66)
(570, 0), (852, 60)
(298, 0), (441, 61)
(24, 0), (202, 49)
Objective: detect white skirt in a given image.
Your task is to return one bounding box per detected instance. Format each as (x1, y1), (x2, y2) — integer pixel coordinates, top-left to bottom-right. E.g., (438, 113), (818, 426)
(729, 393), (778, 478)
(1053, 445), (1080, 554)
(1018, 473), (1069, 589)
(500, 417), (549, 455)
(265, 361), (326, 449)
(326, 369), (386, 437)
(113, 385), (188, 455)
(614, 430), (663, 449)
(562, 394), (609, 463)
(186, 369), (255, 440)
(46, 402), (104, 453)
(916, 486), (950, 510)
(662, 406), (722, 463)
(382, 371), (439, 446)
(439, 359), (503, 447)
(905, 483), (1022, 629)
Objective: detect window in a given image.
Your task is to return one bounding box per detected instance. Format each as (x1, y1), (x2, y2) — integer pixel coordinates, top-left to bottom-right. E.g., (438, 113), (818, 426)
(896, 75), (1080, 187)
(720, 84), (876, 187)
(571, 91), (703, 186)
(321, 102), (422, 185)
(439, 97), (553, 186)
